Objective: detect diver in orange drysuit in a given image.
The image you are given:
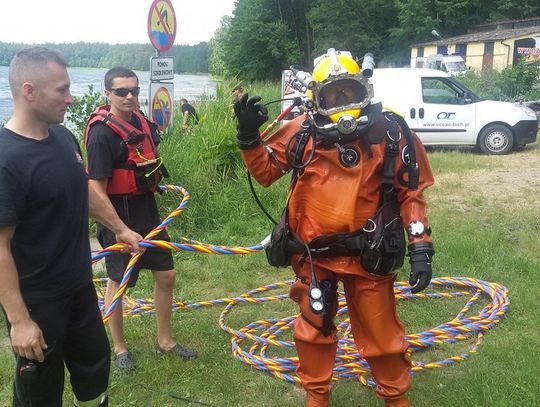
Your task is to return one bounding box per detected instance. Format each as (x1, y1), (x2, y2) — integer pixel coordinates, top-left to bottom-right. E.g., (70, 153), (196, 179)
(234, 49), (435, 407)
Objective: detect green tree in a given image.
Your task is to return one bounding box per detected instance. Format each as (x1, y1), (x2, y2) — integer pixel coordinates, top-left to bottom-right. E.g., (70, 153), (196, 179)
(168, 42), (210, 73)
(308, 0), (398, 66)
(435, 0), (491, 35)
(278, 0), (314, 69)
(221, 0), (301, 81)
(209, 16), (233, 78)
(0, 41), (210, 73)
(390, 0), (441, 46)
(490, 0), (539, 20)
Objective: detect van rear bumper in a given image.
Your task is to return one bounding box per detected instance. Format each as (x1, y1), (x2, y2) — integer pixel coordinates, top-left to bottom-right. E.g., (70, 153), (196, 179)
(513, 120), (538, 145)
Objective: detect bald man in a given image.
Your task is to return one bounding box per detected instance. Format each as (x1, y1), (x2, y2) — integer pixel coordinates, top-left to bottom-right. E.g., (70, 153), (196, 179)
(0, 47), (140, 407)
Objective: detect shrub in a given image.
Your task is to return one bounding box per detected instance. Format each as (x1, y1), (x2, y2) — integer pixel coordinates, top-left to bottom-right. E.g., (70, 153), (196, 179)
(459, 62), (540, 101)
(66, 85), (105, 139)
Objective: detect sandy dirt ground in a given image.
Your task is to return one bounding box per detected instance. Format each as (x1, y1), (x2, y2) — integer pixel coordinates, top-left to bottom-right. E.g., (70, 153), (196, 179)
(429, 144), (540, 214)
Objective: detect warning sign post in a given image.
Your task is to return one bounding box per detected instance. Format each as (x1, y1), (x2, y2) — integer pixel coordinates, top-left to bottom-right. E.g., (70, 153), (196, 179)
(147, 0), (177, 132)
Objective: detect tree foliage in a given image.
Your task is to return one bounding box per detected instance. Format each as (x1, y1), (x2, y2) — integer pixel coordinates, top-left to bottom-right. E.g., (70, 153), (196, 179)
(210, 0), (540, 80)
(66, 85), (105, 139)
(458, 61), (540, 100)
(309, 0), (398, 65)
(1, 0), (538, 82)
(209, 16), (234, 78)
(220, 0), (302, 81)
(490, 0), (539, 21)
(0, 41), (209, 73)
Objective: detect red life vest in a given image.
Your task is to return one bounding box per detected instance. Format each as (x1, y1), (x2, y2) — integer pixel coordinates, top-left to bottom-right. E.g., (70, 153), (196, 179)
(85, 105), (162, 196)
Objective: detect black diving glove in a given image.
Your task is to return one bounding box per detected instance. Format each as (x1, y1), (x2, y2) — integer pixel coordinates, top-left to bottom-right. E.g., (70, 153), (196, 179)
(408, 242), (434, 294)
(234, 93), (268, 149)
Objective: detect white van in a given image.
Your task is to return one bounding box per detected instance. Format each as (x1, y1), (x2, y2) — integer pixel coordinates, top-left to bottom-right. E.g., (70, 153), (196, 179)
(424, 54), (467, 76)
(370, 68), (538, 154)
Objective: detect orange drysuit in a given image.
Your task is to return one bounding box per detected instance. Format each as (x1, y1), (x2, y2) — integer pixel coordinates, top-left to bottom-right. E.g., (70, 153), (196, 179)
(241, 105), (434, 405)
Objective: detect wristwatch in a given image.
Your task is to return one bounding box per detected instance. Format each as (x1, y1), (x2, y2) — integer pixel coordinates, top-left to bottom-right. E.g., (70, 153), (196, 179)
(408, 221), (431, 237)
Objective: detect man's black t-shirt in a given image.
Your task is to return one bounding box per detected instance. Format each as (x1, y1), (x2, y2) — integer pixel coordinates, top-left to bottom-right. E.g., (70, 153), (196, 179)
(86, 118), (161, 232)
(181, 102), (199, 124)
(0, 125), (92, 304)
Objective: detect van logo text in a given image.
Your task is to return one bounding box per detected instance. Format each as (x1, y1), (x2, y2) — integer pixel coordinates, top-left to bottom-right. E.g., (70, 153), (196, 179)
(437, 112), (455, 119)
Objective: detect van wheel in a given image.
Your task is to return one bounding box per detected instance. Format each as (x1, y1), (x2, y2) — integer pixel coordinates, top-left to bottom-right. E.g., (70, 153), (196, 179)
(478, 124), (514, 155)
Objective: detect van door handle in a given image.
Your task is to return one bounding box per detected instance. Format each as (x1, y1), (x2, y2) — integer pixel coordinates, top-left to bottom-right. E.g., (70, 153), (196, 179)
(410, 108), (416, 119)
(419, 108), (424, 118)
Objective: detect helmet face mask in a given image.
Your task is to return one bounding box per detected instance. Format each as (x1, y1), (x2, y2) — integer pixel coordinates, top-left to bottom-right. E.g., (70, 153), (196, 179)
(316, 78), (370, 121)
(311, 48), (373, 124)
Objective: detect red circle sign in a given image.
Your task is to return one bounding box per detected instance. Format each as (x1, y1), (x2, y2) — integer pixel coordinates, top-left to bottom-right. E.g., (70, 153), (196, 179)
(151, 87), (173, 131)
(147, 0), (177, 52)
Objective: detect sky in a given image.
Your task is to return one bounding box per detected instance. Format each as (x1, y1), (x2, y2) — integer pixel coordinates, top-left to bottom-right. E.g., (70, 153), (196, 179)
(0, 0), (236, 45)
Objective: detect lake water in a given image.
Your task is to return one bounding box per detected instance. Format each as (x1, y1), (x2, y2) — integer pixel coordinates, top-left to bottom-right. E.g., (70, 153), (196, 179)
(0, 66), (218, 123)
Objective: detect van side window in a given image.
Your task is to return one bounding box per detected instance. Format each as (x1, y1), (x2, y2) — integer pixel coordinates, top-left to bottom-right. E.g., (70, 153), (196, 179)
(421, 78), (463, 104)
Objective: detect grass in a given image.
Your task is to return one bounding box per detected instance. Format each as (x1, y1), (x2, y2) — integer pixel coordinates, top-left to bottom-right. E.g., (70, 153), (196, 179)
(1, 83), (539, 406)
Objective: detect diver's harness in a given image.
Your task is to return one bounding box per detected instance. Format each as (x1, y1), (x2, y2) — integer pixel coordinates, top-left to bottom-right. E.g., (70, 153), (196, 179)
(263, 111), (418, 334)
(85, 106), (168, 196)
(265, 110), (418, 277)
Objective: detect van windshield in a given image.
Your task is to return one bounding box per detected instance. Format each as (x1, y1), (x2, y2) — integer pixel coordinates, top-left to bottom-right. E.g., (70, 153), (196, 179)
(446, 61), (466, 72)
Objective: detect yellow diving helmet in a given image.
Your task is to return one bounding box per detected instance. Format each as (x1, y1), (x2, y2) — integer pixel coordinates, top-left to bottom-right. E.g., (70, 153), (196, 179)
(310, 48), (374, 134)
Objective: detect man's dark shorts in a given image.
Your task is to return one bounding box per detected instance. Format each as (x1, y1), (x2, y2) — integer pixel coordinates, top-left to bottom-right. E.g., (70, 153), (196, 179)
(97, 228), (174, 287)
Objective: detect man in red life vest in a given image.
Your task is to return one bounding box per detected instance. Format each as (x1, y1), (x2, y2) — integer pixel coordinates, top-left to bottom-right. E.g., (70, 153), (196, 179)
(234, 49), (435, 406)
(85, 67), (197, 370)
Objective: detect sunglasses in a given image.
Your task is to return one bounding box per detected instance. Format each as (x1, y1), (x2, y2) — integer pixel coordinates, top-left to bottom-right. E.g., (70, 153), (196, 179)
(110, 87), (140, 97)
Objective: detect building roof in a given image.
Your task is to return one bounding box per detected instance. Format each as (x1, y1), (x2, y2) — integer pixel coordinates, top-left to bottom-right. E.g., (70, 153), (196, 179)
(413, 26), (540, 47)
(472, 16), (540, 32)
